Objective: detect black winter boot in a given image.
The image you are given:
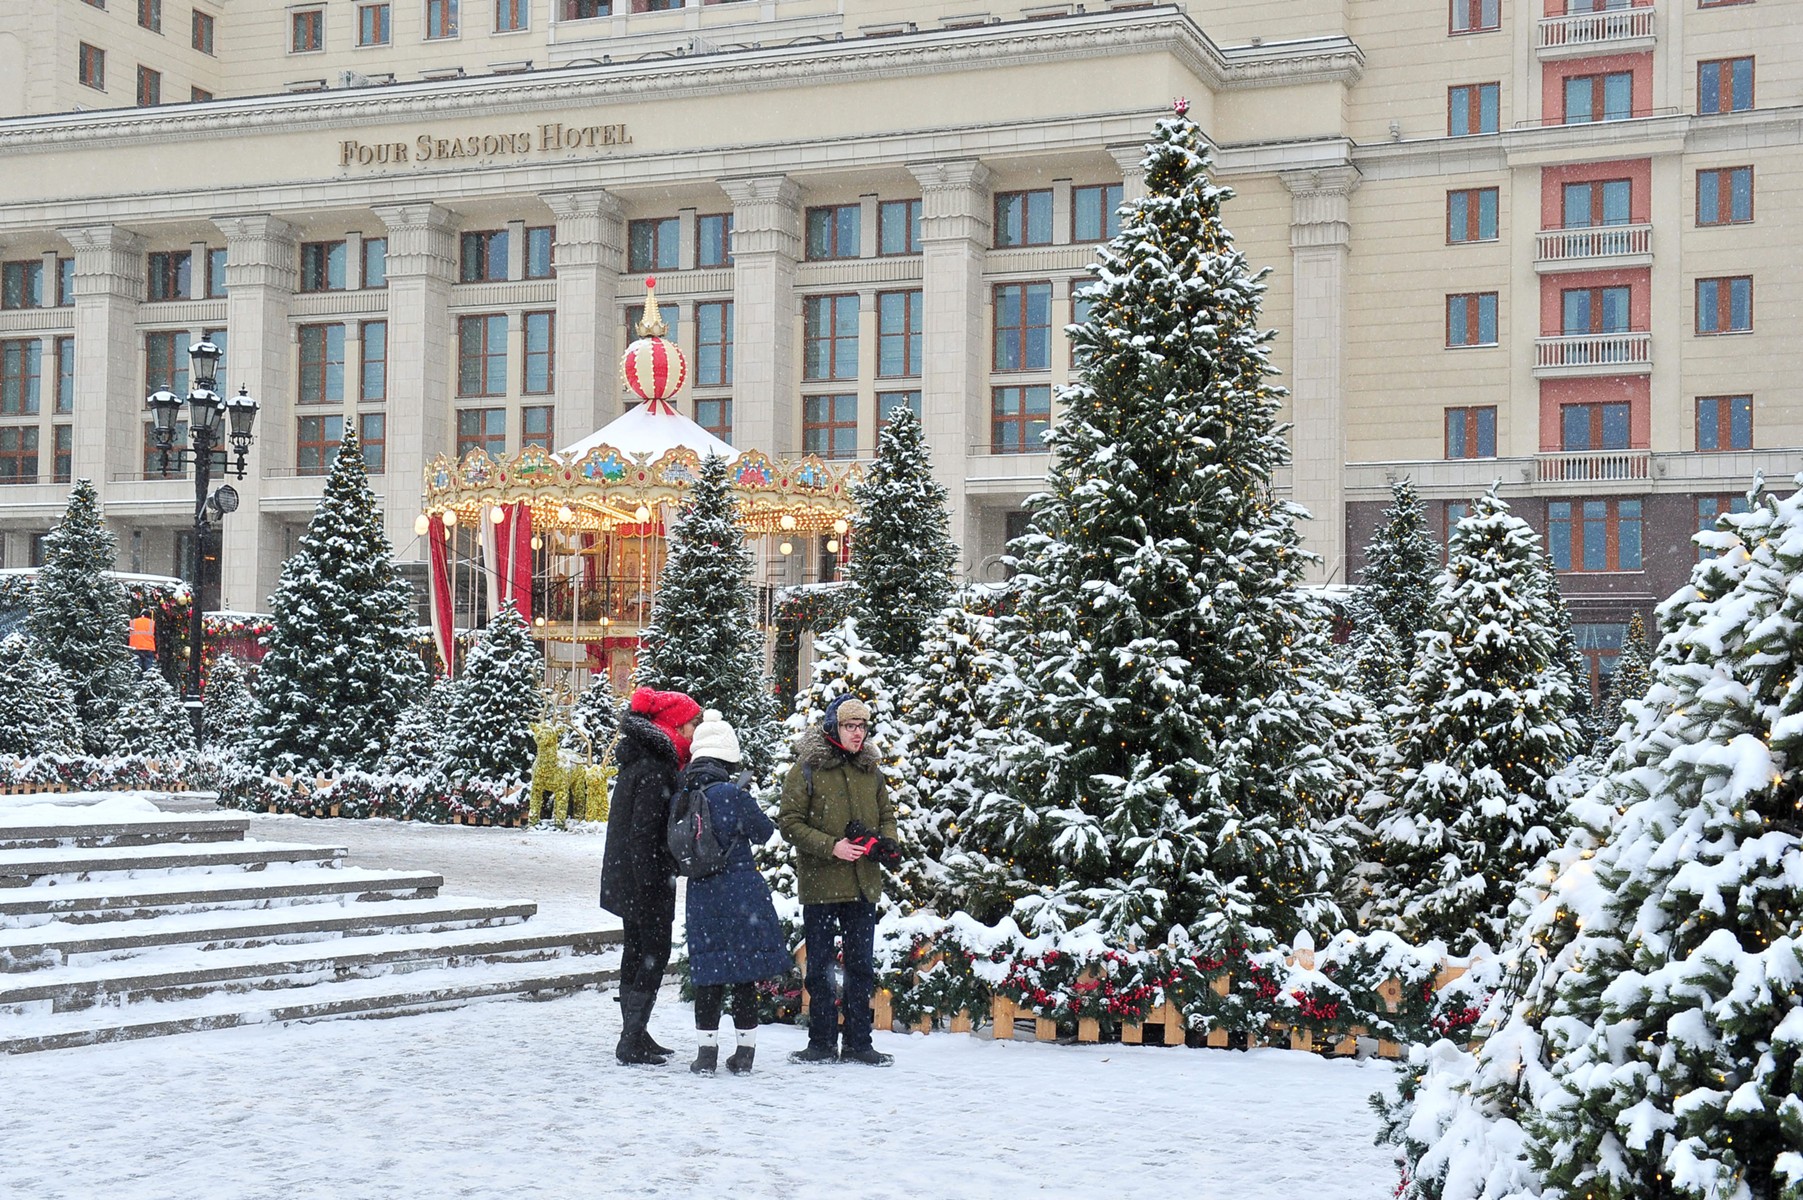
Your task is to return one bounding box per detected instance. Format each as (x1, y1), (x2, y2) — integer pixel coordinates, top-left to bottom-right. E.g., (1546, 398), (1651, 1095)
(615, 991), (670, 1065)
(637, 991), (674, 1057)
(788, 1041), (837, 1065)
(726, 1028), (757, 1075)
(691, 1030), (719, 1074)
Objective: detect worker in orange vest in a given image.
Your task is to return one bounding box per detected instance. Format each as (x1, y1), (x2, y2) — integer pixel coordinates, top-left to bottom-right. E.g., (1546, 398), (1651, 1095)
(129, 611), (157, 671)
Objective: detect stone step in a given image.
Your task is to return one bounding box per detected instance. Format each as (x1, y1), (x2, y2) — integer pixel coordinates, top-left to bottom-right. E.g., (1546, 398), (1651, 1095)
(0, 924), (622, 1013)
(0, 866), (445, 927)
(0, 814), (250, 853)
(0, 840), (345, 887)
(0, 952), (621, 1053)
(0, 894), (537, 971)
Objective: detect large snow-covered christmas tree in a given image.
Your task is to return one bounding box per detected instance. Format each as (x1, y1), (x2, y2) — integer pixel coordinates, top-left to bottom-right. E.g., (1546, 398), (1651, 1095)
(953, 109), (1351, 944)
(845, 405), (958, 669)
(635, 452), (779, 772)
(1361, 492), (1581, 952)
(27, 479), (141, 753)
(439, 601), (541, 785)
(253, 429), (428, 772)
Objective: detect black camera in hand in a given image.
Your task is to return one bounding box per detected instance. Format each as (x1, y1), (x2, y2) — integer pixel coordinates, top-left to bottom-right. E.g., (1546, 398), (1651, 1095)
(844, 820), (902, 867)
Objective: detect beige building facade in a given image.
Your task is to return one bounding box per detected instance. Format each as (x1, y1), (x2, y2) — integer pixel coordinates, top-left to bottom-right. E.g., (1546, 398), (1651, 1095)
(0, 0), (1797, 689)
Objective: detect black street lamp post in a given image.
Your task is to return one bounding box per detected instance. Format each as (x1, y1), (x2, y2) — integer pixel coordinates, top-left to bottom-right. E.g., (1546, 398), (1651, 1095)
(146, 339), (258, 742)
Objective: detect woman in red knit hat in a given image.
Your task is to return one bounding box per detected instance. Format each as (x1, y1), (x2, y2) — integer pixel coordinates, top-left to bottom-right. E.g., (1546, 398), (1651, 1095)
(599, 685), (701, 1065)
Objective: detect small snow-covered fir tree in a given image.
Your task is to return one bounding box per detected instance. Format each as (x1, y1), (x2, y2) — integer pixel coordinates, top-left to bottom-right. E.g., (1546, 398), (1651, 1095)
(440, 601), (542, 785)
(635, 452), (780, 774)
(0, 632), (79, 756)
(253, 429), (428, 772)
(1592, 609), (1652, 750)
(27, 479), (140, 753)
(1538, 546), (1594, 741)
(378, 677), (452, 779)
(200, 654), (258, 758)
(568, 675), (620, 757)
(111, 667), (197, 757)
(1353, 478), (1438, 678)
(954, 110), (1352, 944)
(846, 405), (959, 670)
(1361, 492), (1582, 952)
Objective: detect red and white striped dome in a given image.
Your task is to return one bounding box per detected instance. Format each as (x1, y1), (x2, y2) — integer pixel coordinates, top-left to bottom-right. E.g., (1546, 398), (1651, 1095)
(621, 275), (688, 403)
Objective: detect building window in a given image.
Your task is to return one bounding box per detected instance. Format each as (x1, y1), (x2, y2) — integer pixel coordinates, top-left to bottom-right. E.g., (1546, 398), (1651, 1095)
(802, 295), (859, 382)
(1, 261), (42, 310)
(292, 8), (324, 51)
(0, 341), (41, 416)
(358, 412), (385, 473)
(627, 218), (679, 272)
(1562, 179), (1631, 227)
(191, 87), (213, 102)
(1443, 501), (1470, 554)
(136, 66), (162, 106)
(78, 44), (104, 90)
(426, 0), (459, 38)
(496, 0), (528, 31)
(192, 9), (215, 52)
(460, 230), (509, 283)
(523, 227), (554, 279)
(523, 311), (555, 394)
(458, 314), (508, 397)
(206, 248), (228, 297)
(802, 394), (858, 459)
(1445, 406), (1496, 458)
(139, 0), (160, 31)
(877, 290), (922, 379)
(358, 3), (392, 45)
(360, 238), (386, 288)
(1448, 83), (1499, 135)
(994, 282), (1053, 371)
(695, 397), (730, 442)
(695, 300), (733, 387)
(877, 200), (921, 256)
(1698, 57), (1754, 114)
(697, 213), (733, 268)
(56, 258), (74, 306)
(1562, 285), (1632, 336)
(992, 385), (1051, 454)
(1696, 394), (1752, 451)
(1450, 0), (1498, 34)
(0, 427), (40, 485)
(1697, 167), (1753, 226)
(53, 425), (71, 484)
(359, 321), (387, 402)
(1564, 71), (1633, 124)
(1445, 292), (1498, 347)
(805, 205), (861, 261)
(1447, 188), (1498, 243)
(298, 324), (346, 404)
(625, 301), (678, 343)
(876, 391), (921, 438)
(145, 331), (187, 395)
(300, 241), (347, 292)
(54, 338), (74, 414)
(1573, 622), (1626, 699)
(994, 190), (1054, 248)
(1548, 498), (1642, 572)
(565, 0), (610, 14)
(296, 414), (344, 476)
(521, 406), (553, 451)
(1696, 276), (1753, 334)
(456, 407), (506, 458)
(1561, 402), (1631, 451)
(1695, 494), (1751, 560)
(147, 251), (190, 301)
(1072, 184), (1123, 243)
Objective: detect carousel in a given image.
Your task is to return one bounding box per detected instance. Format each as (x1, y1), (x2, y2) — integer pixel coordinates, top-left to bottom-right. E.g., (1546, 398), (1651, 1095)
(419, 278), (860, 692)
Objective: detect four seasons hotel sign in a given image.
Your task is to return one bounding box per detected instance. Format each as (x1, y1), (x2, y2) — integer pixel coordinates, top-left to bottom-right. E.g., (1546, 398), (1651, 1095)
(338, 121), (632, 168)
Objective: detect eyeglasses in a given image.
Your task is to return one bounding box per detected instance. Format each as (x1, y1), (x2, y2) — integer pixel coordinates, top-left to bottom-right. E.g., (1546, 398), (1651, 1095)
(837, 721), (868, 733)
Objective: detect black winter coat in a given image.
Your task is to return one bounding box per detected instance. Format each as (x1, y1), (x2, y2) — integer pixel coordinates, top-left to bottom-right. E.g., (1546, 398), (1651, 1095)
(680, 757), (792, 987)
(598, 712), (681, 923)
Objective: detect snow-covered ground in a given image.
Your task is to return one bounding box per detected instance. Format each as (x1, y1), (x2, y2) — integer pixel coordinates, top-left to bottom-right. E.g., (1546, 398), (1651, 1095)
(3, 802), (1404, 1198)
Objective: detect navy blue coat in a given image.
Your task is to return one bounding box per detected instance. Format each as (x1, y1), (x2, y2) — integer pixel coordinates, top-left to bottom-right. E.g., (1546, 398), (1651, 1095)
(681, 757), (793, 987)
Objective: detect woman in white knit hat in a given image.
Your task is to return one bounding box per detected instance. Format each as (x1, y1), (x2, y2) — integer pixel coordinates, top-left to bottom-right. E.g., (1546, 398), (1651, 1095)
(679, 709), (791, 1075)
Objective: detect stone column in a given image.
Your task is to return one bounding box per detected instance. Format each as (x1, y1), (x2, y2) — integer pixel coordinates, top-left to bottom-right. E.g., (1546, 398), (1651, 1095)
(1280, 166), (1359, 584)
(908, 158), (992, 567)
(211, 214), (298, 610)
(58, 224), (144, 493)
(544, 189), (624, 442)
(371, 202), (458, 559)
(719, 175), (801, 457)
(1108, 143), (1149, 202)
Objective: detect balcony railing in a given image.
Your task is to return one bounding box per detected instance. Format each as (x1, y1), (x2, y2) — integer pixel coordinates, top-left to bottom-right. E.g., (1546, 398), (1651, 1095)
(1537, 4), (1655, 53)
(1534, 331), (1652, 373)
(1535, 223), (1652, 265)
(1536, 448), (1652, 483)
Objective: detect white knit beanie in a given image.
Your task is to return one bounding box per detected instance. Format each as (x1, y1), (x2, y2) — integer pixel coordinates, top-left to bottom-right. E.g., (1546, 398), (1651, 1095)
(688, 709), (743, 765)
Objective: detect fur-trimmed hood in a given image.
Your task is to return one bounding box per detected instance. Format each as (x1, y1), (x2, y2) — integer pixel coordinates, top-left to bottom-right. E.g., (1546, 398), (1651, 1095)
(794, 724), (880, 775)
(616, 710), (680, 769)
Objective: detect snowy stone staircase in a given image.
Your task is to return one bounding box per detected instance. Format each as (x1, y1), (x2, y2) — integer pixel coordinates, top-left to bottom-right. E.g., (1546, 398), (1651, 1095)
(0, 795), (621, 1053)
